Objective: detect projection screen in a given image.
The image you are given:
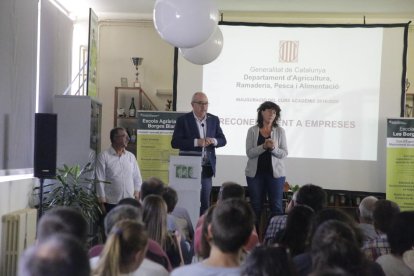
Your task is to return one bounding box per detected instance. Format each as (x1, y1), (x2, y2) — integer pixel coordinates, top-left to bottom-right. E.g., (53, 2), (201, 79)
(175, 23), (408, 192)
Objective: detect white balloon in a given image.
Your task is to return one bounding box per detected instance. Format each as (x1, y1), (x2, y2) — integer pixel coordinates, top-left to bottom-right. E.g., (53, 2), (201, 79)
(179, 27), (223, 65)
(153, 0), (219, 48)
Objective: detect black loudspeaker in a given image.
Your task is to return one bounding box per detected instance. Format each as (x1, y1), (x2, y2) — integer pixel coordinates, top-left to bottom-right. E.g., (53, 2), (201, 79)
(34, 113), (57, 178)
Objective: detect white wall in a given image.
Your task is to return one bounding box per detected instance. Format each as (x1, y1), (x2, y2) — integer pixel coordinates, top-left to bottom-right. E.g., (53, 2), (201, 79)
(0, 178), (36, 252)
(97, 20), (175, 148)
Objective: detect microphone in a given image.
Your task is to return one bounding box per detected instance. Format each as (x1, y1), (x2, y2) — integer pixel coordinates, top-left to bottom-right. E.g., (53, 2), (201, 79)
(201, 123), (206, 143)
(201, 122), (206, 145)
(201, 122), (207, 163)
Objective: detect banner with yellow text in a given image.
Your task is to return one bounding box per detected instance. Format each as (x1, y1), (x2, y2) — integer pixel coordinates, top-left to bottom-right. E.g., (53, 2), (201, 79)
(136, 111), (185, 184)
(386, 118), (414, 211)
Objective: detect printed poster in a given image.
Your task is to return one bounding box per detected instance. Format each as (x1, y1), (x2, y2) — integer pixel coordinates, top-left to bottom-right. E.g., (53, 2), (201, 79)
(136, 111), (185, 183)
(386, 118), (414, 210)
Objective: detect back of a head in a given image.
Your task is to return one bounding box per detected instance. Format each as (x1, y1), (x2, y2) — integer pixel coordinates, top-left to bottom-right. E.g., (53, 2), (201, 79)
(93, 220), (148, 276)
(140, 177), (165, 200)
(311, 220), (364, 274)
(199, 205), (216, 259)
(387, 211), (414, 256)
(211, 198), (254, 253)
(310, 267), (353, 276)
(104, 205), (142, 235)
(372, 199), (400, 234)
(162, 186), (178, 213)
(241, 245), (296, 276)
(142, 195), (168, 246)
(118, 197), (142, 209)
(281, 205), (315, 256)
(296, 184), (327, 212)
(358, 196), (378, 223)
(218, 182), (245, 202)
(309, 208), (363, 247)
(19, 234), (90, 276)
(37, 206), (87, 243)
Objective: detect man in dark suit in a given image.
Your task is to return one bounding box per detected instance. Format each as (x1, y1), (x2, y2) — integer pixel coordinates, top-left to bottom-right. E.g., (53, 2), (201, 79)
(171, 92), (227, 215)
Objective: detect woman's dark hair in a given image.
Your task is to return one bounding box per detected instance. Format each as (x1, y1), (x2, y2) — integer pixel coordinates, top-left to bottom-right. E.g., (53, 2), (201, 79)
(373, 199), (400, 234)
(256, 101), (281, 128)
(276, 205), (315, 257)
(308, 208), (364, 248)
(387, 211), (414, 256)
(199, 205), (216, 259)
(311, 220), (368, 276)
(295, 184), (327, 212)
(241, 245), (297, 276)
(162, 186), (178, 213)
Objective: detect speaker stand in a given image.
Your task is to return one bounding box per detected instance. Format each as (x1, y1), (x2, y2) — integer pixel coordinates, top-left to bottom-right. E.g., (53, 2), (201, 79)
(38, 178), (45, 220)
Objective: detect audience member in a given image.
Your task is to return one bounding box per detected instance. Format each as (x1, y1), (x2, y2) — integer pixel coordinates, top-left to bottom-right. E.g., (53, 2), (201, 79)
(198, 205), (216, 259)
(194, 182), (259, 256)
(91, 220), (168, 276)
(143, 194), (184, 268)
(272, 205), (315, 257)
(118, 197), (141, 208)
(162, 186), (194, 264)
(140, 177), (165, 201)
(376, 211), (414, 276)
(311, 220), (384, 276)
(19, 234), (90, 276)
(241, 245), (297, 276)
(293, 208), (364, 276)
(88, 204), (172, 272)
(171, 198), (254, 276)
(310, 267), (353, 276)
(357, 196), (379, 241)
(265, 183), (327, 244)
(163, 186), (195, 243)
(36, 206), (88, 244)
(362, 199), (400, 261)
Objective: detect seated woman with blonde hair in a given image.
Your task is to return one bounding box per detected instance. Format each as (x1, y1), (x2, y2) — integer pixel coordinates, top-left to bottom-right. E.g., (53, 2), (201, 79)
(91, 219), (166, 276)
(143, 194), (184, 268)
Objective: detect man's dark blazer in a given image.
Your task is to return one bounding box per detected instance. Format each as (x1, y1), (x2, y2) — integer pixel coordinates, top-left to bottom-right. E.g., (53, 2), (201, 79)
(171, 112), (226, 175)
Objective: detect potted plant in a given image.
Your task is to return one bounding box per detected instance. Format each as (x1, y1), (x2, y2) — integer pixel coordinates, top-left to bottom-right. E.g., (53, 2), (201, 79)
(38, 163), (104, 226)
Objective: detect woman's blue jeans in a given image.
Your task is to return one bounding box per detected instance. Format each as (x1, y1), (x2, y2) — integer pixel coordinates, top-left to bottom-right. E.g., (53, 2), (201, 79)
(246, 173), (285, 223)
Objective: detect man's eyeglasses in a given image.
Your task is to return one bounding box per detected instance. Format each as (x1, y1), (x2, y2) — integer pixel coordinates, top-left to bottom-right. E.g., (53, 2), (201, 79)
(193, 101), (209, 106)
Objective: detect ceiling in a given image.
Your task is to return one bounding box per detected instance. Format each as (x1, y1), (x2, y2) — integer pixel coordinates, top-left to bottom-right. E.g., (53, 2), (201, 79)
(54, 0), (414, 20)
